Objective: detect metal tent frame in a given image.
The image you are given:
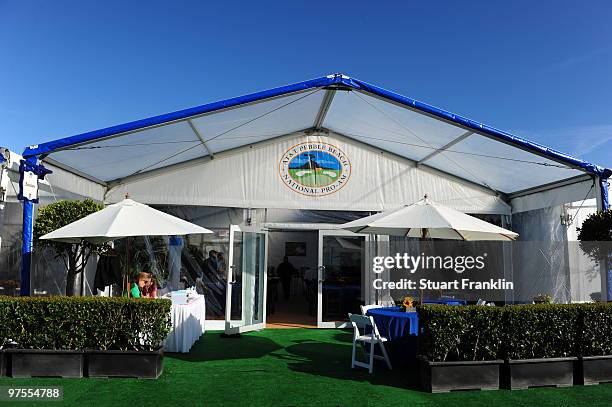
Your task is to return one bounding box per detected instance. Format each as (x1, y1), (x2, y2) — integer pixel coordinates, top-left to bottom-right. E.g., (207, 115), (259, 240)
(17, 73), (611, 296)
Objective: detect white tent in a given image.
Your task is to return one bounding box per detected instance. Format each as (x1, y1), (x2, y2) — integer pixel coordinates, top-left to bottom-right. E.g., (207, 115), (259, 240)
(9, 73), (611, 307)
(21, 74), (609, 215)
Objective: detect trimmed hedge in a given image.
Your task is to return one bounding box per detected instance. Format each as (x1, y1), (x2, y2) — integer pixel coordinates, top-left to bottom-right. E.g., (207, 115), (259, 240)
(579, 303), (612, 356)
(505, 304), (578, 359)
(0, 296), (171, 351)
(418, 303), (612, 362)
(418, 305), (506, 362)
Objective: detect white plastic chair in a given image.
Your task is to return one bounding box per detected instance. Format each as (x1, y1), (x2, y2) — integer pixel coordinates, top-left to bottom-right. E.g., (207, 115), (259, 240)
(348, 313), (392, 373)
(360, 304), (383, 315)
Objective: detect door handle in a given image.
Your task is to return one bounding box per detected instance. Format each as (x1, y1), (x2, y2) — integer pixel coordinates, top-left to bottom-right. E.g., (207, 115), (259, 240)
(318, 265), (326, 282)
(230, 265), (237, 284)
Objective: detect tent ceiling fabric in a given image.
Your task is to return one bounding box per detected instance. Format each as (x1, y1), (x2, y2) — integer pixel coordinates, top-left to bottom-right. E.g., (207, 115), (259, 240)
(25, 74), (610, 195)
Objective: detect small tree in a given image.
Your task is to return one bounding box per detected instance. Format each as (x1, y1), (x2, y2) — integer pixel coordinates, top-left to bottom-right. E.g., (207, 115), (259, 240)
(34, 199), (105, 296)
(578, 209), (612, 262)
(578, 209), (612, 301)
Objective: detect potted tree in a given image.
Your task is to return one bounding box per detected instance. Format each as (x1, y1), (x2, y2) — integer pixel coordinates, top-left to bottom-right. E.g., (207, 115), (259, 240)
(417, 305), (505, 392)
(575, 209), (612, 385)
(33, 199), (105, 296)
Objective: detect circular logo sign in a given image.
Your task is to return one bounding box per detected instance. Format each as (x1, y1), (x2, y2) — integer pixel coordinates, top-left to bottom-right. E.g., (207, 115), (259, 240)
(279, 142), (351, 196)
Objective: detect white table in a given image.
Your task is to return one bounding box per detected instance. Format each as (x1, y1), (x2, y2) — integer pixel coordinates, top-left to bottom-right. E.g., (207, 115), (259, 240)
(164, 294), (206, 353)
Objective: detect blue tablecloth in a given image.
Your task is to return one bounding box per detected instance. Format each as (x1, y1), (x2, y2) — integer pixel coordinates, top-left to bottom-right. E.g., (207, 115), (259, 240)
(367, 306), (419, 338)
(366, 300), (464, 366)
(366, 306), (418, 366)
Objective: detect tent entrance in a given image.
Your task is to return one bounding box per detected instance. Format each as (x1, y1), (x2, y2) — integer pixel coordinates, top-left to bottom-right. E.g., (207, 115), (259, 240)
(224, 225), (268, 335)
(317, 230), (367, 328)
(264, 225), (369, 329)
(265, 230), (318, 328)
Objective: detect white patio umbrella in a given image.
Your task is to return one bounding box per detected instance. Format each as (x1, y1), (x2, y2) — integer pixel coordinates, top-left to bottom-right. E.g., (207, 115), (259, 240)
(41, 198), (213, 296)
(341, 195), (518, 241)
(41, 198), (213, 243)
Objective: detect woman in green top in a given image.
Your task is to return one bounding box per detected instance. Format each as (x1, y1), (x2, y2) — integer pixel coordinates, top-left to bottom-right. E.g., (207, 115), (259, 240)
(130, 271), (158, 298)
(130, 271), (149, 298)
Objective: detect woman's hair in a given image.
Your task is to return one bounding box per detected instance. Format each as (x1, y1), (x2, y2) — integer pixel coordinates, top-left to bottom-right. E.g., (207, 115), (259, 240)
(136, 271), (151, 281)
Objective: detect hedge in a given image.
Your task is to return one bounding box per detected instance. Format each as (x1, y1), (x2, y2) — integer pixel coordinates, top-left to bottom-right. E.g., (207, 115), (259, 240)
(0, 296), (171, 351)
(418, 305), (506, 362)
(579, 302), (612, 356)
(418, 302), (612, 362)
(504, 304), (578, 359)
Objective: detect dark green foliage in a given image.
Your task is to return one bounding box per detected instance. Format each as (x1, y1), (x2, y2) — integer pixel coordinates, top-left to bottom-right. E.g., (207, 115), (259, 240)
(578, 302), (612, 356)
(504, 304), (578, 359)
(33, 199), (105, 295)
(577, 209), (612, 263)
(418, 305), (506, 362)
(578, 209), (612, 243)
(418, 302), (612, 362)
(0, 296), (171, 351)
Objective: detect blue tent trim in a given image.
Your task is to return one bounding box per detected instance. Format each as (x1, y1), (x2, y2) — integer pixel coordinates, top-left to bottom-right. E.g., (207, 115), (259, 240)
(23, 75), (342, 158)
(23, 73), (611, 180)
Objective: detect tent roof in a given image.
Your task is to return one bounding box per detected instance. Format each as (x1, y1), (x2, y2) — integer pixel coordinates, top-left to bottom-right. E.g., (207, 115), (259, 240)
(23, 73), (611, 196)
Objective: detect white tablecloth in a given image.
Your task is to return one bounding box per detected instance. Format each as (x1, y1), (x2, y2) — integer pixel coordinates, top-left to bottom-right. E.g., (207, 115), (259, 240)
(164, 294), (206, 353)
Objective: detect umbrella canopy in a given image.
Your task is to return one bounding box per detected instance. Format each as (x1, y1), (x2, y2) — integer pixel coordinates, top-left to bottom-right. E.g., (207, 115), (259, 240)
(41, 198), (213, 244)
(341, 196), (518, 241)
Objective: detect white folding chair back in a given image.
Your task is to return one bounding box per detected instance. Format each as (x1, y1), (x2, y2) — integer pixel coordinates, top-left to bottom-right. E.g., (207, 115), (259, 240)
(348, 313), (392, 374)
(360, 304), (383, 315)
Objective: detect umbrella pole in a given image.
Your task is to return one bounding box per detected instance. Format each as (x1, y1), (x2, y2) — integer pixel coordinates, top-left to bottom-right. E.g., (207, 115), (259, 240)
(420, 228), (427, 304)
(125, 237), (130, 297)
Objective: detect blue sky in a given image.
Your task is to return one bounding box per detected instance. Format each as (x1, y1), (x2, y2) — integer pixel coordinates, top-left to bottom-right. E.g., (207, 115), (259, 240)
(1, 0), (611, 168)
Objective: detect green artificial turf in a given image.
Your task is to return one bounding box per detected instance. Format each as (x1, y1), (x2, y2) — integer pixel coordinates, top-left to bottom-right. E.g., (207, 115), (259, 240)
(1, 328), (612, 406)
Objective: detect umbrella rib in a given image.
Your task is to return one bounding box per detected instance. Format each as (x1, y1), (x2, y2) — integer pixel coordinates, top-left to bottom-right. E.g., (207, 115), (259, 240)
(453, 229), (468, 240)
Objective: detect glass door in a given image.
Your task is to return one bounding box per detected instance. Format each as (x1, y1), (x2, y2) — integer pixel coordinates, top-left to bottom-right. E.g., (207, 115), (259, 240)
(225, 225), (268, 334)
(317, 230), (366, 328)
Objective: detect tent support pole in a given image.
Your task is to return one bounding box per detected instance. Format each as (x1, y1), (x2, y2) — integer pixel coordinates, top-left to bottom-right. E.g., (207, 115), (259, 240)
(595, 177), (610, 302)
(416, 131), (473, 166)
(18, 156), (52, 296)
(20, 198), (33, 296)
(188, 120), (215, 159)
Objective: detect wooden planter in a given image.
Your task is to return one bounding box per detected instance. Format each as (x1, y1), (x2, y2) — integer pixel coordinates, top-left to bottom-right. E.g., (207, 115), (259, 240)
(418, 356), (502, 392)
(503, 357), (576, 389)
(86, 347), (164, 379)
(578, 355), (612, 385)
(9, 349), (84, 378)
